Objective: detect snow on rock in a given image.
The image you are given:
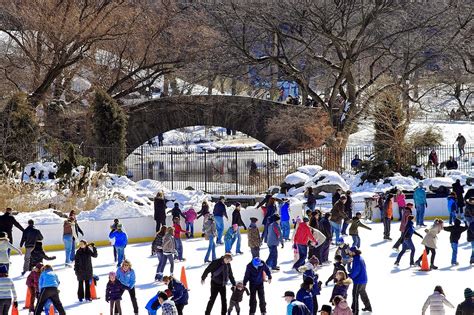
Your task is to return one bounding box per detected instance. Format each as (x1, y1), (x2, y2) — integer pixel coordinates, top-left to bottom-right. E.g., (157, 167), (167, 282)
(297, 165), (323, 176)
(284, 172), (310, 186)
(77, 199), (152, 221)
(288, 186), (306, 197)
(16, 209), (65, 225)
(305, 170), (350, 192)
(23, 162), (58, 181)
(384, 175), (417, 191)
(444, 170), (473, 186)
(422, 177), (455, 189)
(135, 179), (168, 193)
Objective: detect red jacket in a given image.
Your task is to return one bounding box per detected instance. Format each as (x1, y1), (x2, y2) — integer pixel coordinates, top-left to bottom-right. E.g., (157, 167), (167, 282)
(293, 223), (316, 246)
(173, 223), (186, 239)
(26, 270), (40, 291)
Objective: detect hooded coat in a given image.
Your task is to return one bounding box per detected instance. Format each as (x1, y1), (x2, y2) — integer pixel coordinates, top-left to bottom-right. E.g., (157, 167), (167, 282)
(421, 225), (442, 249)
(333, 299), (353, 315)
(30, 242), (55, 270)
(0, 238), (21, 264)
(74, 245), (98, 281)
(422, 291), (454, 315)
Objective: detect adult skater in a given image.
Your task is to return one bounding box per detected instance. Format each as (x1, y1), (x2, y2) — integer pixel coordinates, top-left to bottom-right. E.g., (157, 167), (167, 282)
(203, 214), (217, 263)
(415, 219), (443, 270)
(232, 202), (246, 255)
(330, 196), (348, 245)
(394, 215), (423, 267)
(248, 217), (262, 258)
(452, 179), (465, 215)
(34, 265), (66, 315)
(455, 133), (466, 156)
(0, 266), (17, 315)
(74, 240), (98, 302)
(422, 286), (454, 315)
(292, 217), (317, 271)
(201, 253), (236, 315)
(395, 190), (406, 221)
(154, 191), (168, 232)
(20, 219), (44, 276)
(455, 288), (474, 314)
(414, 183), (428, 227)
(317, 213), (332, 264)
(341, 191), (353, 236)
(443, 218), (468, 265)
(152, 226), (167, 281)
(0, 232), (22, 272)
(266, 214), (284, 271)
(393, 204), (414, 251)
(213, 196), (228, 245)
(0, 207), (24, 246)
(348, 247), (372, 314)
(163, 276), (188, 315)
(382, 194), (394, 240)
(262, 197), (277, 242)
(243, 257), (272, 315)
(116, 259), (139, 315)
(305, 187), (317, 212)
(63, 212), (83, 266)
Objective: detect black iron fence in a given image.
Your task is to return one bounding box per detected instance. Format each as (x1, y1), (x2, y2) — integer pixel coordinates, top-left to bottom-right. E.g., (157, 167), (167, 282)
(37, 144), (474, 195)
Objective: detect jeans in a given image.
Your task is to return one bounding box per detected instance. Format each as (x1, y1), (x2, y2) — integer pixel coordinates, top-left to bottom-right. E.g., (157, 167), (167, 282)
(449, 211), (457, 225)
(393, 232), (404, 250)
(330, 221), (342, 244)
(383, 217), (391, 238)
(351, 284), (371, 314)
(262, 222), (270, 242)
(451, 243), (458, 264)
(351, 235), (361, 248)
(0, 299), (11, 315)
(235, 229), (242, 253)
(395, 238), (415, 265)
(281, 220), (290, 240)
(205, 235), (216, 262)
(341, 221), (349, 235)
(249, 283), (266, 314)
(155, 251), (164, 280)
(158, 254), (174, 276)
(63, 234), (73, 264)
(23, 246), (34, 273)
(266, 245), (278, 268)
(215, 216), (224, 244)
(415, 204), (426, 226)
(225, 236), (236, 253)
(116, 246), (125, 267)
(205, 281), (227, 315)
(185, 222), (194, 238)
(292, 244), (308, 270)
(175, 238), (183, 260)
(71, 238), (76, 261)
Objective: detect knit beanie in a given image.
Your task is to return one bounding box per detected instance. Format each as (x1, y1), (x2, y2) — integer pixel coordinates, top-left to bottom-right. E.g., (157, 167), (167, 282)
(465, 288), (473, 299)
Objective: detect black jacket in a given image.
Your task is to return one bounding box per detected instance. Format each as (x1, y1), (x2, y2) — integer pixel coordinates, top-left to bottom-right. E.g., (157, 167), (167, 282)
(230, 286), (249, 302)
(332, 192), (341, 206)
(30, 242), (55, 270)
(154, 198), (167, 220)
(344, 195), (353, 217)
(446, 160), (458, 170)
(452, 182), (465, 207)
(74, 246), (98, 281)
(197, 205), (210, 219)
(201, 257), (236, 287)
(168, 206), (185, 219)
(20, 226), (43, 248)
(318, 217), (332, 239)
(232, 210), (246, 229)
(0, 213), (24, 242)
(444, 222), (468, 243)
(455, 299), (474, 315)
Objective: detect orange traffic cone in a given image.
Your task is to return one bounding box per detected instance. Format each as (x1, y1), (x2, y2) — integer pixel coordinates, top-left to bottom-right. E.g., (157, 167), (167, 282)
(11, 304), (19, 315)
(49, 304), (54, 315)
(24, 289), (31, 309)
(180, 266), (188, 290)
(420, 249), (430, 271)
(90, 279), (98, 299)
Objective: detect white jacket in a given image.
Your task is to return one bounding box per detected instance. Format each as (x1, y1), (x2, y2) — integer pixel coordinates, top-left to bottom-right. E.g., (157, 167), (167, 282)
(0, 240), (21, 264)
(422, 292), (454, 315)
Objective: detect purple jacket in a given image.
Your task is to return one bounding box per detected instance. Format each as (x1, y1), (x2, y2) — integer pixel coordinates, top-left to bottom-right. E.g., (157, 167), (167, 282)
(105, 280), (123, 301)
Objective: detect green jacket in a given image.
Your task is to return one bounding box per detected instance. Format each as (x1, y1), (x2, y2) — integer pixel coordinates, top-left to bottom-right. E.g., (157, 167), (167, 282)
(348, 218), (371, 236)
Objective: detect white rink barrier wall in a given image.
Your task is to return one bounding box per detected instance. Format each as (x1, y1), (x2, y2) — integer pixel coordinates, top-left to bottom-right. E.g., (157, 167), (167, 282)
(11, 197), (450, 250)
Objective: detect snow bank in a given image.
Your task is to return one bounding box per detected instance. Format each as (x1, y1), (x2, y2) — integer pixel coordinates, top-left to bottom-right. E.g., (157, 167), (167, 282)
(16, 209), (65, 225)
(297, 165), (323, 176)
(422, 177), (455, 188)
(444, 170), (472, 186)
(284, 172), (310, 185)
(384, 175), (417, 191)
(77, 199), (152, 221)
(305, 170), (350, 191)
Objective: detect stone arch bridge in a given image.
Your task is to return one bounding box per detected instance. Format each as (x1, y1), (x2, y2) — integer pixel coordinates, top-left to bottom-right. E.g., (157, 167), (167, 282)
(125, 95), (318, 154)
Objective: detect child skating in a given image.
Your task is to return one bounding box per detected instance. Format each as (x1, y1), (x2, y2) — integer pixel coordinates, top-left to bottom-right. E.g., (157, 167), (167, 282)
(348, 212), (372, 248)
(105, 271), (123, 315)
(227, 281), (249, 315)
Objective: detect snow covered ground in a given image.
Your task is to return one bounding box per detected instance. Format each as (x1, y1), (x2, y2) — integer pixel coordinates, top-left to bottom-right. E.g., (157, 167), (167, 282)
(9, 220), (472, 315)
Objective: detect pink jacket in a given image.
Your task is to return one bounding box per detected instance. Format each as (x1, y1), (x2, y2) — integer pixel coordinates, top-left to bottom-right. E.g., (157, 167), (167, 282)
(396, 194), (406, 208)
(184, 209), (197, 223)
(333, 300), (353, 315)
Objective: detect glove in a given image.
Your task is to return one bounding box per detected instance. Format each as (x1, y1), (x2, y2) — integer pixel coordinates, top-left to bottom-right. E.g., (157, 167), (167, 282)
(13, 301), (18, 309)
(201, 279), (205, 285)
(281, 243), (284, 249)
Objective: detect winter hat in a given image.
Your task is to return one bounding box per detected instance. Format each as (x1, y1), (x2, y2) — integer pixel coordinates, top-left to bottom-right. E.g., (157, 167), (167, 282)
(116, 223), (123, 230)
(282, 291), (295, 298)
(309, 255), (319, 266)
(235, 202), (241, 207)
(465, 288), (473, 299)
(232, 224), (239, 230)
(250, 217), (258, 223)
(349, 246), (359, 253)
(418, 182), (424, 187)
(303, 217), (310, 223)
(319, 305), (332, 313)
(303, 277), (314, 285)
(252, 257), (263, 268)
(0, 265), (7, 274)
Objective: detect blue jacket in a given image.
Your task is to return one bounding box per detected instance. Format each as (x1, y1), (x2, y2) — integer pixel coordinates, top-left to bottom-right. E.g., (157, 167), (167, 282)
(287, 300), (311, 315)
(447, 196), (457, 213)
(303, 269), (320, 295)
(349, 255), (368, 285)
(116, 267), (136, 289)
(296, 288), (313, 314)
(243, 262), (272, 286)
(263, 204), (277, 225)
(169, 279), (188, 305)
(145, 294), (161, 314)
(266, 222), (283, 246)
(213, 201), (227, 218)
(403, 220), (422, 240)
(109, 230), (128, 247)
(413, 187), (427, 206)
(39, 270), (60, 290)
(280, 202), (290, 221)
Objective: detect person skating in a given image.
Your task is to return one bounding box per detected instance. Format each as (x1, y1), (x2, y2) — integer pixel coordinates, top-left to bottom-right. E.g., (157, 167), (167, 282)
(455, 133), (466, 156)
(26, 263), (42, 314)
(243, 257), (272, 315)
(452, 179), (465, 215)
(157, 291), (179, 315)
(152, 226), (167, 281)
(332, 189), (342, 206)
(109, 223), (128, 267)
(318, 213), (332, 265)
(20, 219), (43, 276)
(262, 197), (277, 242)
(248, 217), (262, 258)
(382, 194), (394, 240)
(330, 196), (348, 245)
(455, 288), (474, 315)
(296, 278), (314, 314)
(184, 207), (197, 239)
(201, 253), (236, 315)
(74, 240), (98, 302)
(116, 259), (139, 315)
(203, 215), (217, 263)
(348, 247), (372, 314)
(298, 255), (321, 314)
(224, 224), (239, 254)
(467, 221), (474, 265)
(213, 196), (228, 245)
(305, 187), (317, 212)
(292, 217), (317, 271)
(330, 271), (352, 303)
(414, 183), (428, 227)
(197, 201), (210, 220)
(266, 214), (284, 271)
(415, 219), (444, 270)
(110, 219), (120, 259)
(341, 191), (353, 236)
(227, 281), (249, 315)
(163, 276), (188, 315)
(444, 218), (468, 266)
(325, 255), (347, 286)
(167, 203), (186, 221)
(154, 191), (168, 232)
(105, 271), (123, 315)
(172, 217), (186, 261)
(348, 212), (371, 248)
(0, 232), (22, 272)
(0, 266), (17, 315)
(332, 295), (352, 315)
(232, 203), (246, 254)
(283, 291), (311, 315)
(0, 207), (24, 246)
(34, 265), (66, 315)
(395, 190), (406, 222)
(447, 192), (458, 225)
(422, 285), (454, 315)
(335, 244), (352, 272)
(29, 241), (55, 271)
(280, 199), (291, 241)
(394, 215), (423, 267)
(393, 204), (414, 251)
(66, 210), (84, 263)
(156, 227), (176, 281)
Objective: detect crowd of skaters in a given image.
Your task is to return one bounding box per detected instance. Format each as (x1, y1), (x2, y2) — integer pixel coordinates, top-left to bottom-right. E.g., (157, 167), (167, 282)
(0, 180), (471, 314)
